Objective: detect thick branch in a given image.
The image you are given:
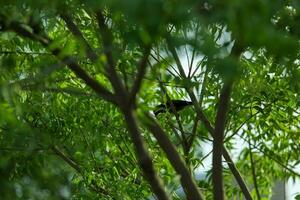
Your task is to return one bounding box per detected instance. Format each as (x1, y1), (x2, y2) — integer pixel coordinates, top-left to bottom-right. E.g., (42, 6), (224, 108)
(166, 37), (253, 200)
(6, 20), (117, 104)
(183, 89), (252, 200)
(59, 12), (169, 198)
(94, 14), (169, 198)
(60, 13), (98, 61)
(95, 11), (127, 100)
(61, 56), (117, 103)
(213, 82), (232, 200)
(123, 109), (170, 200)
(143, 113), (205, 200)
(5, 17), (171, 200)
(222, 150), (253, 200)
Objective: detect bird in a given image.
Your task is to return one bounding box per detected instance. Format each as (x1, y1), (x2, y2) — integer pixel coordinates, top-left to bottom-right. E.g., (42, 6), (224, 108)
(154, 100), (193, 116)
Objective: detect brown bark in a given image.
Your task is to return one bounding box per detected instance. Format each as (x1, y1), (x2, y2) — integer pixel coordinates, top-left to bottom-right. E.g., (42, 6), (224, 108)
(213, 82), (232, 200)
(143, 114), (205, 200)
(123, 109), (171, 200)
(166, 36), (253, 200)
(5, 19), (171, 200)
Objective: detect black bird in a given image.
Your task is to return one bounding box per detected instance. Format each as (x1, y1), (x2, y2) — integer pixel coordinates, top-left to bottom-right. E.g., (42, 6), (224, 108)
(154, 100), (193, 116)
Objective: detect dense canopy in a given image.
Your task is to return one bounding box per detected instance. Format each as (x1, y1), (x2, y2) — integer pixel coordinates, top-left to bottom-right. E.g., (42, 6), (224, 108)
(0, 1), (299, 200)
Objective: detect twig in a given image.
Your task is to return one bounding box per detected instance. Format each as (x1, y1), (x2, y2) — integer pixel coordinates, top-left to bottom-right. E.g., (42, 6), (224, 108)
(150, 52), (179, 77)
(187, 66), (209, 151)
(225, 98), (278, 143)
(188, 23), (200, 78)
(148, 61), (183, 143)
(51, 145), (111, 197)
(78, 126), (99, 172)
(238, 134), (300, 178)
(155, 75), (189, 160)
(186, 116), (199, 154)
(51, 145), (82, 173)
(129, 46), (151, 104)
(248, 140), (261, 200)
(0, 147), (45, 151)
(190, 57), (206, 78)
(22, 86), (98, 98)
(225, 111), (259, 143)
(0, 50), (52, 55)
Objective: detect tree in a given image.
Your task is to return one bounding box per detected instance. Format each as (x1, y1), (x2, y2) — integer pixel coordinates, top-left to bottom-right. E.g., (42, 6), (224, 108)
(0, 0), (299, 199)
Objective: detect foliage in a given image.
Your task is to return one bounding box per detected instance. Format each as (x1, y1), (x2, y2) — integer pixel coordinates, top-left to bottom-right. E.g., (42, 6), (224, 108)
(0, 0), (299, 199)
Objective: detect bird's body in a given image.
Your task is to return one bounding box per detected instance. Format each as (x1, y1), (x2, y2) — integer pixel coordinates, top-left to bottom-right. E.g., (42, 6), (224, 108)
(154, 100), (193, 116)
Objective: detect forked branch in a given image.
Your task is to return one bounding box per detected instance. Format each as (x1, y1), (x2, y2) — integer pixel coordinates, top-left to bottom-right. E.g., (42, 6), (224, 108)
(166, 36), (253, 200)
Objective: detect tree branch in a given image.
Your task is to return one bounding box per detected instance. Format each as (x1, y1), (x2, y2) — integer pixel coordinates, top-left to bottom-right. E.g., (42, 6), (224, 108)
(21, 86), (98, 98)
(95, 10), (127, 101)
(187, 66), (209, 152)
(6, 20), (117, 104)
(0, 50), (51, 55)
(142, 113), (205, 200)
(224, 111), (259, 143)
(123, 109), (171, 200)
(248, 140), (261, 200)
(237, 134), (300, 178)
(152, 71), (189, 160)
(60, 13), (98, 61)
(129, 46), (151, 104)
(94, 12), (170, 199)
(51, 145), (112, 197)
(166, 36), (253, 200)
(213, 82), (232, 200)
(51, 145), (82, 173)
